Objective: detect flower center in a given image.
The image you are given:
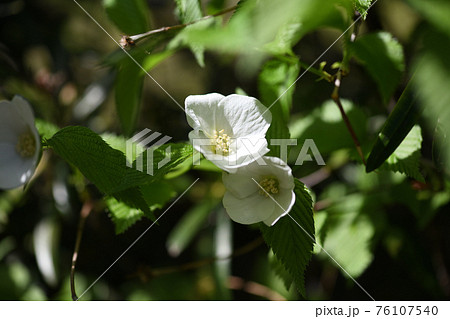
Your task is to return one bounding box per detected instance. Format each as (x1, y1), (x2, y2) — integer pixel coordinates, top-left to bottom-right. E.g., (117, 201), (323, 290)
(258, 176), (279, 197)
(211, 129), (231, 155)
(16, 129), (36, 158)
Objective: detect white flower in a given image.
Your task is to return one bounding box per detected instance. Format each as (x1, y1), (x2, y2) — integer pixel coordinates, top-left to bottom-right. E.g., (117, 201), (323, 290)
(222, 156), (296, 226)
(185, 93), (272, 172)
(0, 95), (40, 189)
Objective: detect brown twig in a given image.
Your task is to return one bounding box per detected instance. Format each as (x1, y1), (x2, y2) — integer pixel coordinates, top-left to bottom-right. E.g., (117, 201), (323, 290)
(121, 5), (237, 49)
(70, 200), (94, 301)
(228, 276), (286, 301)
(330, 12), (367, 166)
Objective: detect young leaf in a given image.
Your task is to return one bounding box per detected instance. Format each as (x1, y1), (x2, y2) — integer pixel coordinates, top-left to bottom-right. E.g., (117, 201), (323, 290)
(354, 0), (373, 19)
(366, 78), (422, 172)
(259, 180), (315, 297)
(103, 0), (150, 35)
(349, 32), (405, 103)
(380, 125), (424, 182)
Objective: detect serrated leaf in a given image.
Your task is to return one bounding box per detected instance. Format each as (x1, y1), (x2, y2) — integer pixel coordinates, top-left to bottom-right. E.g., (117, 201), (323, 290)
(366, 78), (422, 172)
(349, 32), (405, 103)
(381, 125), (424, 182)
(106, 196), (144, 234)
(259, 180), (315, 297)
(47, 126), (150, 195)
(354, 0), (373, 19)
(103, 0), (150, 35)
(107, 181), (176, 234)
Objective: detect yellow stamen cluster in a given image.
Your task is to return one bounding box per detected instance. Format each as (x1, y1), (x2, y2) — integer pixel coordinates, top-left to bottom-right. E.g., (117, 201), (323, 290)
(16, 130), (36, 158)
(211, 129), (231, 155)
(258, 177), (279, 197)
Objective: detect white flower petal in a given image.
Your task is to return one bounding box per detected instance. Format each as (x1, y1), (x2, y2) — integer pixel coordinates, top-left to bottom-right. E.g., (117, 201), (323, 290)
(185, 93), (225, 134)
(223, 191), (275, 224)
(0, 100), (27, 142)
(222, 171), (259, 199)
(12, 95), (36, 127)
(263, 188), (296, 226)
(219, 94), (271, 138)
(0, 143), (36, 189)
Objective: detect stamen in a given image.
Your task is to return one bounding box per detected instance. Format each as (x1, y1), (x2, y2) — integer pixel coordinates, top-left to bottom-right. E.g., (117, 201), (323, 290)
(258, 177), (279, 197)
(211, 129), (231, 155)
(16, 129), (36, 158)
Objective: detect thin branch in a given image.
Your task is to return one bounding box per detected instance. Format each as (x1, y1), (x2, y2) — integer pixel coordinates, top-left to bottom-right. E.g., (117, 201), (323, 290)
(228, 276), (286, 301)
(330, 12), (367, 166)
(121, 5), (237, 48)
(70, 200), (93, 301)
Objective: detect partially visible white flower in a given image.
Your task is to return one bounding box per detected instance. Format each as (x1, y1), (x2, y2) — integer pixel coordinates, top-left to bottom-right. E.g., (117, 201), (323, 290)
(0, 95), (40, 189)
(185, 93), (272, 172)
(222, 156), (295, 226)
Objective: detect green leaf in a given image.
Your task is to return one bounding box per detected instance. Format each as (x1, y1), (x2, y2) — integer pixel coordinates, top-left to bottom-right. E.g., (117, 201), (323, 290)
(381, 125), (424, 182)
(320, 205), (375, 278)
(413, 27), (450, 171)
(366, 78), (422, 172)
(258, 58), (299, 157)
(115, 60), (144, 136)
(35, 119), (59, 140)
(103, 0), (150, 35)
(406, 0), (450, 38)
(354, 0), (373, 19)
(106, 196), (144, 234)
(174, 0), (205, 67)
(349, 32), (405, 103)
(175, 0), (203, 23)
(289, 99), (367, 156)
(166, 198), (218, 257)
(259, 180), (315, 296)
(107, 181), (176, 234)
(47, 126), (150, 195)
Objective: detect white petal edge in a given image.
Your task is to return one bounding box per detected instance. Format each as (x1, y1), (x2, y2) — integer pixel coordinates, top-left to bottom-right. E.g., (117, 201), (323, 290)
(185, 93), (225, 133)
(223, 191), (275, 225)
(263, 188), (296, 226)
(222, 171), (259, 199)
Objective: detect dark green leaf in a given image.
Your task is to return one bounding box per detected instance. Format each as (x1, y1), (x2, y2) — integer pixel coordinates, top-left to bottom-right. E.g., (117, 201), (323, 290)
(259, 180), (315, 296)
(115, 60), (144, 137)
(366, 78), (422, 172)
(103, 0), (150, 35)
(47, 126), (150, 195)
(349, 32), (405, 103)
